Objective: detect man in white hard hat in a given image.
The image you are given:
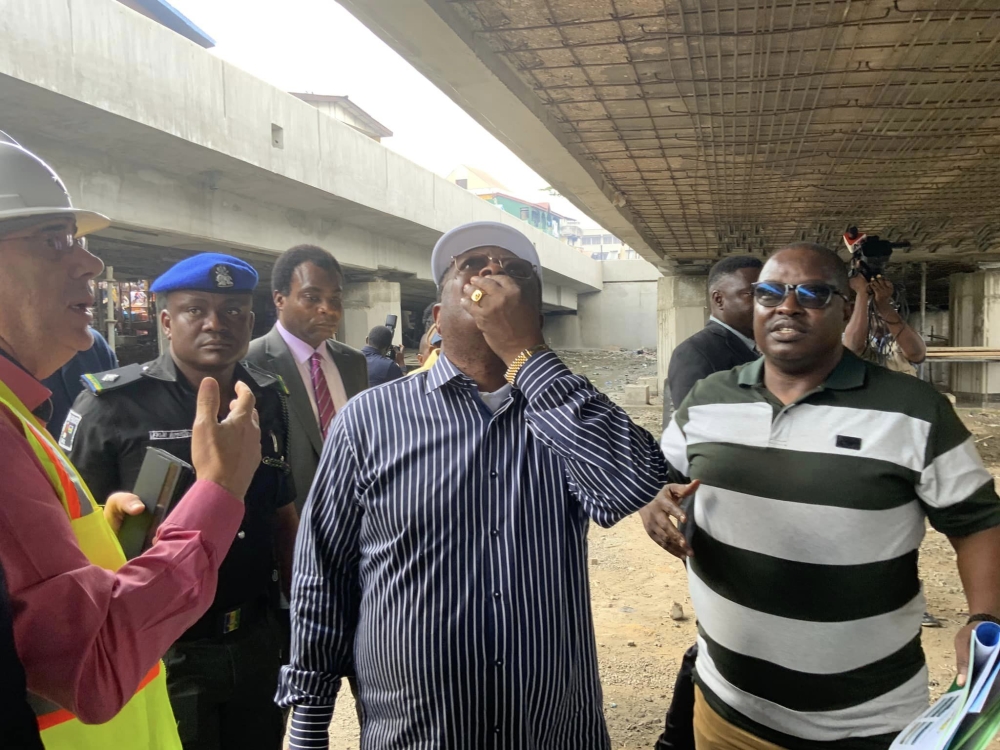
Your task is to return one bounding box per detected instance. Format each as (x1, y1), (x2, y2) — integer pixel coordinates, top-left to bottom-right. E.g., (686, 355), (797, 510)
(0, 133), (262, 750)
(277, 221), (689, 748)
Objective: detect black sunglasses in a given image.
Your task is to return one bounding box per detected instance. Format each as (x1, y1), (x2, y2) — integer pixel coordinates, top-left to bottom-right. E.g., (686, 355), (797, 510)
(451, 253), (536, 281)
(752, 281), (848, 309)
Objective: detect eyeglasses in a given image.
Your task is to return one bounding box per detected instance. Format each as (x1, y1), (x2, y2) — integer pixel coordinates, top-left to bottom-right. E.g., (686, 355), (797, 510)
(0, 230), (87, 255)
(752, 281), (848, 309)
(451, 253), (537, 281)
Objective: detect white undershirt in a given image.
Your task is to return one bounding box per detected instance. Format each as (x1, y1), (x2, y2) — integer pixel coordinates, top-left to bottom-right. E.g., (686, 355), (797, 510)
(478, 384), (513, 413)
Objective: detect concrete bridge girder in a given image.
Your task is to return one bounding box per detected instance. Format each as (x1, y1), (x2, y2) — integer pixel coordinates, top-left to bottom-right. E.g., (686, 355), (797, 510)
(0, 0), (604, 349)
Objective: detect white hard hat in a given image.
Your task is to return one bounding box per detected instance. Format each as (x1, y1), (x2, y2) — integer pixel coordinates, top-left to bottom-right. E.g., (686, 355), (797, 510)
(0, 132), (109, 237)
(431, 221), (542, 287)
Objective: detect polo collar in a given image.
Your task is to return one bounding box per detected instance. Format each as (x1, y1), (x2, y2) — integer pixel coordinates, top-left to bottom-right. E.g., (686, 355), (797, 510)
(425, 352), (478, 394)
(737, 347), (867, 391)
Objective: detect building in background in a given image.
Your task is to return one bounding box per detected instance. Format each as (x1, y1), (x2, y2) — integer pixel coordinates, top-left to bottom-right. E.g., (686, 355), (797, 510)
(560, 218), (584, 247)
(447, 166), (569, 239)
(579, 227), (639, 260)
(115, 0), (215, 47)
(478, 192), (568, 238)
(291, 93), (393, 142)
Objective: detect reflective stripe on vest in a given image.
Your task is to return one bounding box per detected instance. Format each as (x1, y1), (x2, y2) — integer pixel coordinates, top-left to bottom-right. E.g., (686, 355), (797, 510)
(0, 377), (181, 750)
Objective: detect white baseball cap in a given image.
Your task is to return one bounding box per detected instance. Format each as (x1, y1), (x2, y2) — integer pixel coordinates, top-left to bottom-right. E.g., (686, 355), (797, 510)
(431, 221), (542, 287)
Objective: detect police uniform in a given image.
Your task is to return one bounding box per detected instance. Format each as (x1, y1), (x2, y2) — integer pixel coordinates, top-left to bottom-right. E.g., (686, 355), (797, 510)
(62, 254), (294, 750)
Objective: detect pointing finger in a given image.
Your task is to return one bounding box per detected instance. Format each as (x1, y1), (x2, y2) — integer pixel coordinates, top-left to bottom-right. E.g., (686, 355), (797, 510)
(195, 377), (221, 425)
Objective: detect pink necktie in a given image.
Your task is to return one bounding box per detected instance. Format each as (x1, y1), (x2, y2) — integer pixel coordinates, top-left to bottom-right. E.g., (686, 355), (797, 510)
(310, 352), (336, 438)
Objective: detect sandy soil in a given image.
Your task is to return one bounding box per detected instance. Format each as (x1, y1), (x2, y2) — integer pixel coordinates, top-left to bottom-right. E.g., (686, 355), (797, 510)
(311, 349), (995, 748)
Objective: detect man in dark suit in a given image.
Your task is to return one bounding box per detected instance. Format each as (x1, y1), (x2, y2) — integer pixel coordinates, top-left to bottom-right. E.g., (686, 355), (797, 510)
(653, 254), (762, 750)
(245, 245), (367, 514)
(667, 255), (763, 409)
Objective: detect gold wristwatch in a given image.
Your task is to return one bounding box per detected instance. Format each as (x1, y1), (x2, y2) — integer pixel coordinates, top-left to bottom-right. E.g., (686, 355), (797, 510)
(505, 344), (550, 384)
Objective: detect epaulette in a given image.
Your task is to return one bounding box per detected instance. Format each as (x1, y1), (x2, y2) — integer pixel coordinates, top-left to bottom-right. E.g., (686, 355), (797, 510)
(80, 363), (147, 395)
(242, 361), (289, 395)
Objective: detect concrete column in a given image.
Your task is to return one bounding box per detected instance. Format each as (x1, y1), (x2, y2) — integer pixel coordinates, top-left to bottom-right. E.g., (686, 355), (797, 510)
(656, 274), (708, 388)
(949, 269), (1000, 405)
(341, 280), (402, 350)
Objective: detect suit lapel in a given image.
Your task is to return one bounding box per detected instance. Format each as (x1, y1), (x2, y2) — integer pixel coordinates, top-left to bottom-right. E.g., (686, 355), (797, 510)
(327, 341), (364, 399)
(707, 321), (758, 363)
(265, 328), (324, 456)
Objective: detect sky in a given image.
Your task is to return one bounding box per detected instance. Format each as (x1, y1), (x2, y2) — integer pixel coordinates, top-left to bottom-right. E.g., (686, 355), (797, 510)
(166, 0), (601, 228)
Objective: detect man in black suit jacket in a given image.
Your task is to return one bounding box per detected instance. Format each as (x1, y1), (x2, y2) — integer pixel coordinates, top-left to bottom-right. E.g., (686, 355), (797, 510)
(654, 254), (762, 750)
(667, 255), (763, 410)
(245, 245), (368, 514)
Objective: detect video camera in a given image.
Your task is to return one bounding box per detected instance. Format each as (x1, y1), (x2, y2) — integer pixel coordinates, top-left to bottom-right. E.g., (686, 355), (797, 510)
(385, 314), (402, 357)
(843, 226), (911, 281)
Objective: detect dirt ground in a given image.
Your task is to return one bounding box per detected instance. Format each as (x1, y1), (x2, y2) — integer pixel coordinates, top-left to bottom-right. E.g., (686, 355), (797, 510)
(316, 349), (996, 748)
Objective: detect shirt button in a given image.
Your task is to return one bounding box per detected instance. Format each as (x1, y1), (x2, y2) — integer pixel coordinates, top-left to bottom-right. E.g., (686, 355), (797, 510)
(491, 528), (499, 537)
(489, 470), (498, 478)
(494, 726), (501, 734)
(494, 591), (502, 599)
(237, 530), (246, 540)
(495, 658), (503, 666)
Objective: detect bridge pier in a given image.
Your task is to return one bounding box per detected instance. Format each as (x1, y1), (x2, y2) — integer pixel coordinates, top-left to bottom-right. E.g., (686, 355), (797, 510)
(342, 280), (402, 351)
(949, 268), (1000, 405)
(656, 273), (708, 401)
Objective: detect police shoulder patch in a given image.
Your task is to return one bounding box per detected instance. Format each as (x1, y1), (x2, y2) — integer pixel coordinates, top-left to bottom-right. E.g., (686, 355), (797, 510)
(81, 364), (146, 395)
(242, 361), (287, 394)
(58, 410), (82, 451)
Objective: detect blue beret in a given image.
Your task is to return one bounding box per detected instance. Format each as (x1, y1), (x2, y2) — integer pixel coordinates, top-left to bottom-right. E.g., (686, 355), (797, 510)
(151, 253), (258, 295)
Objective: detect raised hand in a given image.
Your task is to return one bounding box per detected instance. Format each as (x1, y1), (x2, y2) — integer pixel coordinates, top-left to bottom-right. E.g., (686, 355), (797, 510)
(460, 274), (545, 365)
(191, 378), (260, 500)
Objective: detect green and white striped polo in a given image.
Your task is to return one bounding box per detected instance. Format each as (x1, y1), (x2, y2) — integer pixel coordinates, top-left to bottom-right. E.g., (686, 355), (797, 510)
(661, 350), (1000, 750)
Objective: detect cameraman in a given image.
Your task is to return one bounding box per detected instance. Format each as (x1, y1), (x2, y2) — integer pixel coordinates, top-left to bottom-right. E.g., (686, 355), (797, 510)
(844, 273), (926, 374)
(362, 325), (405, 386)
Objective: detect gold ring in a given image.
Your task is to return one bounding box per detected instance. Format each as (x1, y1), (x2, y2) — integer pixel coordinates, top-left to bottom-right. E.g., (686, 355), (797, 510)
(470, 289), (484, 304)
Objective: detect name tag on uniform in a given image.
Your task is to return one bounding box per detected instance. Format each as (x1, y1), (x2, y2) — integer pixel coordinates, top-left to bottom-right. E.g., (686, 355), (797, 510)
(58, 411), (82, 451)
(148, 430), (193, 441)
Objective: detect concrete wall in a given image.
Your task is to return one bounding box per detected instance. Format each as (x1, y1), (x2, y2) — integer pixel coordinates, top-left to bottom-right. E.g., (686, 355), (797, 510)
(545, 260), (661, 350)
(342, 281), (402, 349)
(949, 271), (1000, 404)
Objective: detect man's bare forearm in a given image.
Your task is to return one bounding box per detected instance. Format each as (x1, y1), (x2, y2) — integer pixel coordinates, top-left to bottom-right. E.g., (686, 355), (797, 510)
(844, 290), (870, 354)
(891, 323), (926, 364)
(951, 525), (1000, 618)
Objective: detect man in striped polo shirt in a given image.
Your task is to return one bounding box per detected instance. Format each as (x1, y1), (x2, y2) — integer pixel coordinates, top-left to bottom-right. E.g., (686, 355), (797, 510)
(650, 243), (1000, 750)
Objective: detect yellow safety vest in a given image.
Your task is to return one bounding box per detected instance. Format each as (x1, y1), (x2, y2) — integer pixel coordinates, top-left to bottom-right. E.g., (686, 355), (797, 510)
(0, 377), (181, 750)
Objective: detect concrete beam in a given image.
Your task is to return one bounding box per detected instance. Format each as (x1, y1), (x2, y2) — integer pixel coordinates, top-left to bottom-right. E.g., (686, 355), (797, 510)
(336, 0), (663, 265)
(0, 0), (602, 305)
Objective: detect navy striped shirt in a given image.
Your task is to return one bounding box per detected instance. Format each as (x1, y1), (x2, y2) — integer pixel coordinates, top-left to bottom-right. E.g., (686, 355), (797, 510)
(276, 350), (669, 748)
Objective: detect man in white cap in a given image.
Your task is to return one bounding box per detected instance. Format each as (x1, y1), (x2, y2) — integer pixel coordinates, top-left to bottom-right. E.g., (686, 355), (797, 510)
(277, 221), (690, 748)
(0, 134), (261, 749)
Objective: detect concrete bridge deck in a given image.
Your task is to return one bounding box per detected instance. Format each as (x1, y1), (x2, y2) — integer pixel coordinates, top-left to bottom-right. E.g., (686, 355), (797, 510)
(0, 0), (607, 346)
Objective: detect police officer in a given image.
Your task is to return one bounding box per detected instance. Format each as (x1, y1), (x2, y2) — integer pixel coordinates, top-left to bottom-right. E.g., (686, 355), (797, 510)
(64, 253), (299, 750)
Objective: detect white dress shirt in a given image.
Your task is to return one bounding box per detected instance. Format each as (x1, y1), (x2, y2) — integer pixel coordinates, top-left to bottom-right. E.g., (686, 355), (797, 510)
(275, 321), (349, 425)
